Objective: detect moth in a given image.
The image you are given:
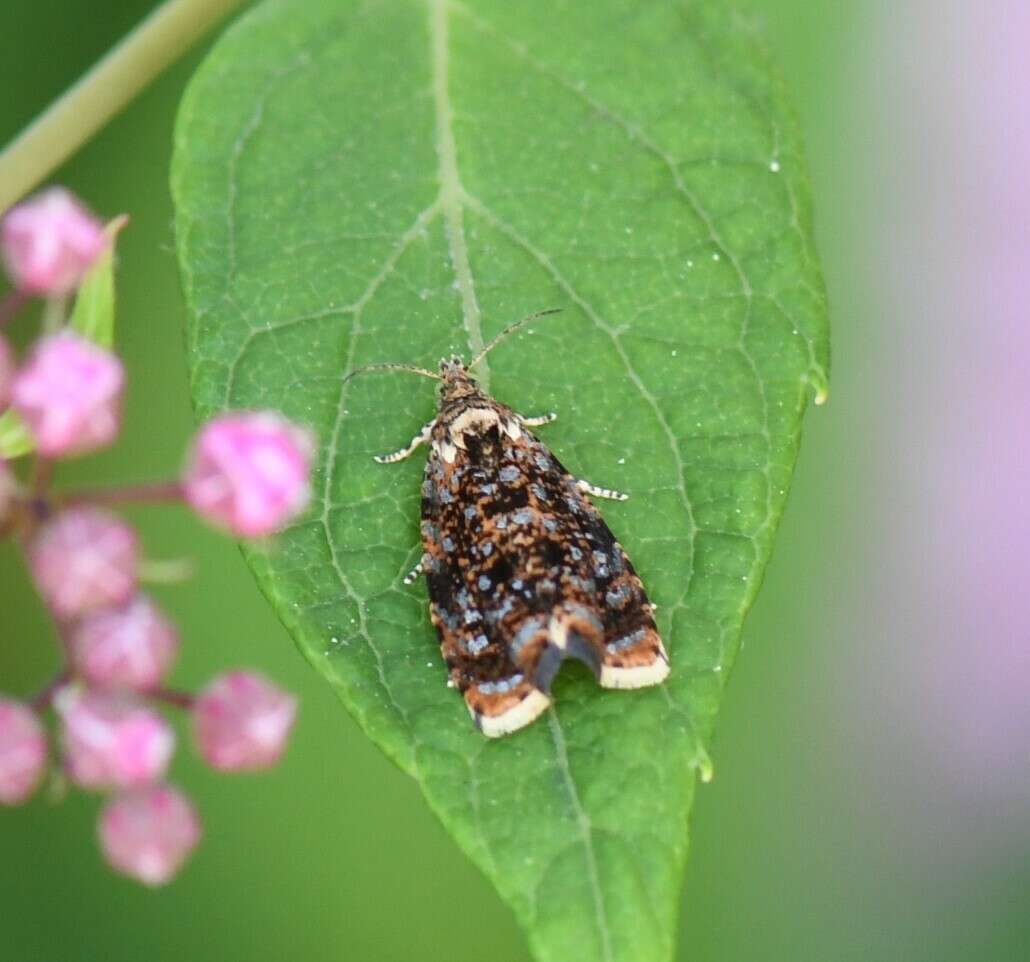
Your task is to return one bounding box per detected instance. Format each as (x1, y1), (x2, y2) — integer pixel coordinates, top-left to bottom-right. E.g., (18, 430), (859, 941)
(350, 311), (669, 737)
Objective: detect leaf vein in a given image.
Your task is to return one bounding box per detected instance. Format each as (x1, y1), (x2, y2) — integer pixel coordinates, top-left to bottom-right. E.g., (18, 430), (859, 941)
(224, 55), (311, 282)
(429, 0), (485, 382)
(314, 201), (445, 747)
(547, 709), (614, 962)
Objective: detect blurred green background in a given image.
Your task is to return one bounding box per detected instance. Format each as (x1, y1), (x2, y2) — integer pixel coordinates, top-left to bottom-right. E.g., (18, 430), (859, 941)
(2, 2), (1027, 961)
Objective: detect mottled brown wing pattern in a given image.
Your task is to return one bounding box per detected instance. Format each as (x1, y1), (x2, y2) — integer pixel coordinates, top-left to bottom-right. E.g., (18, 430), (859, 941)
(420, 396), (668, 737)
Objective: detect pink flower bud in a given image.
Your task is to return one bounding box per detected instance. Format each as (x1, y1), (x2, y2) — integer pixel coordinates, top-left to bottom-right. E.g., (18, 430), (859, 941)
(183, 412), (314, 537)
(71, 595), (179, 692)
(59, 690), (174, 790)
(1, 188), (107, 296)
(0, 335), (14, 411)
(29, 507), (138, 619)
(98, 785), (201, 886)
(194, 671), (296, 771)
(0, 699), (48, 805)
(10, 332), (124, 458)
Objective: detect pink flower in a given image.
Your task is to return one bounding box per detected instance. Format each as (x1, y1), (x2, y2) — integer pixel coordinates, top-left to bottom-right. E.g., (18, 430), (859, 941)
(29, 507), (138, 619)
(0, 335), (14, 411)
(183, 412), (314, 537)
(1, 188), (107, 296)
(0, 699), (48, 805)
(98, 785), (201, 886)
(194, 671), (297, 771)
(10, 332), (124, 458)
(59, 689), (174, 790)
(70, 595), (179, 692)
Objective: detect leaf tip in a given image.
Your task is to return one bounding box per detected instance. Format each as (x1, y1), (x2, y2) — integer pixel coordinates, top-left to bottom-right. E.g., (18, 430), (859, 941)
(105, 214), (130, 238)
(805, 369), (830, 407)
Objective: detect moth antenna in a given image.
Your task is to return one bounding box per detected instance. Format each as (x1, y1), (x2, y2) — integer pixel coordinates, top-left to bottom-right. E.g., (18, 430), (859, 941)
(468, 308), (563, 372)
(343, 362), (442, 384)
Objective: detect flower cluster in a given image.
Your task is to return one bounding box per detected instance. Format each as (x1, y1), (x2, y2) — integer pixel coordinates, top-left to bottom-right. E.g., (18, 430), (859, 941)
(0, 188), (314, 886)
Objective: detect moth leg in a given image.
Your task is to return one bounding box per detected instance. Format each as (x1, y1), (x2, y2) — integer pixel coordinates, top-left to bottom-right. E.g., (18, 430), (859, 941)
(402, 558), (426, 585)
(517, 411), (557, 427)
(577, 478), (629, 501)
(373, 420), (434, 464)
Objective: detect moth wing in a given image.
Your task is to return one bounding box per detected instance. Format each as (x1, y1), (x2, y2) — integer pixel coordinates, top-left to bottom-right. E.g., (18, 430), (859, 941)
(594, 558), (670, 690)
(419, 407), (669, 739)
(464, 672), (551, 738)
(421, 457), (551, 738)
(423, 555), (553, 736)
(537, 451), (670, 690)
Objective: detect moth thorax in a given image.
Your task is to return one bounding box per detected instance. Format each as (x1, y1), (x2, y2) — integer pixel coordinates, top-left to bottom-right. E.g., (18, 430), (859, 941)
(436, 405), (523, 465)
(447, 406), (501, 445)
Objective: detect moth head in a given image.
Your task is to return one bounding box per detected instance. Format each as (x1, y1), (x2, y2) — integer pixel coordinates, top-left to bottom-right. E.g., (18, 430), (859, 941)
(438, 355), (469, 378)
(438, 356), (481, 400)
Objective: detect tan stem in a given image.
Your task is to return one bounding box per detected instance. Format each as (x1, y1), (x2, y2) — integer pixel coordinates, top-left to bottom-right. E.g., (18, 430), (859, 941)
(0, 0), (247, 212)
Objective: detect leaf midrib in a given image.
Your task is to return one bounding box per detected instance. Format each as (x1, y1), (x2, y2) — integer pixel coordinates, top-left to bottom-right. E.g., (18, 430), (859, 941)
(429, 1), (615, 952)
(430, 0), (487, 382)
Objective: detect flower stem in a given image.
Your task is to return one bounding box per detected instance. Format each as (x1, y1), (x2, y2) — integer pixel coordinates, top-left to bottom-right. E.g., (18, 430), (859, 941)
(40, 295), (68, 335)
(151, 688), (195, 710)
(0, 0), (246, 212)
(0, 290), (29, 327)
(139, 557), (195, 584)
(31, 669), (71, 712)
(29, 457), (54, 500)
(62, 480), (186, 507)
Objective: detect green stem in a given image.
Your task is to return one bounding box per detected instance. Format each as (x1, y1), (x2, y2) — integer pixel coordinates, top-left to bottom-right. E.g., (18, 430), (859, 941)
(61, 480), (186, 507)
(31, 670), (72, 712)
(138, 557), (196, 584)
(151, 687), (196, 710)
(40, 295), (68, 335)
(0, 0), (247, 212)
(0, 290), (29, 326)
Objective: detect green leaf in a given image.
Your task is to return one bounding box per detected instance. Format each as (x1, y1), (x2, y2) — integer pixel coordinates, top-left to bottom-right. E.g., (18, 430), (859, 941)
(0, 216), (126, 459)
(0, 409), (33, 460)
(68, 214), (128, 345)
(171, 1), (829, 960)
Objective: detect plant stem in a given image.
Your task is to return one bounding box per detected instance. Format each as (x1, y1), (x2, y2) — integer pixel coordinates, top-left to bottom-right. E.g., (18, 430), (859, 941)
(31, 669), (71, 712)
(29, 457), (54, 500)
(151, 688), (195, 710)
(40, 295), (68, 335)
(0, 0), (247, 212)
(0, 290), (29, 326)
(62, 480), (186, 507)
(139, 557), (195, 584)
